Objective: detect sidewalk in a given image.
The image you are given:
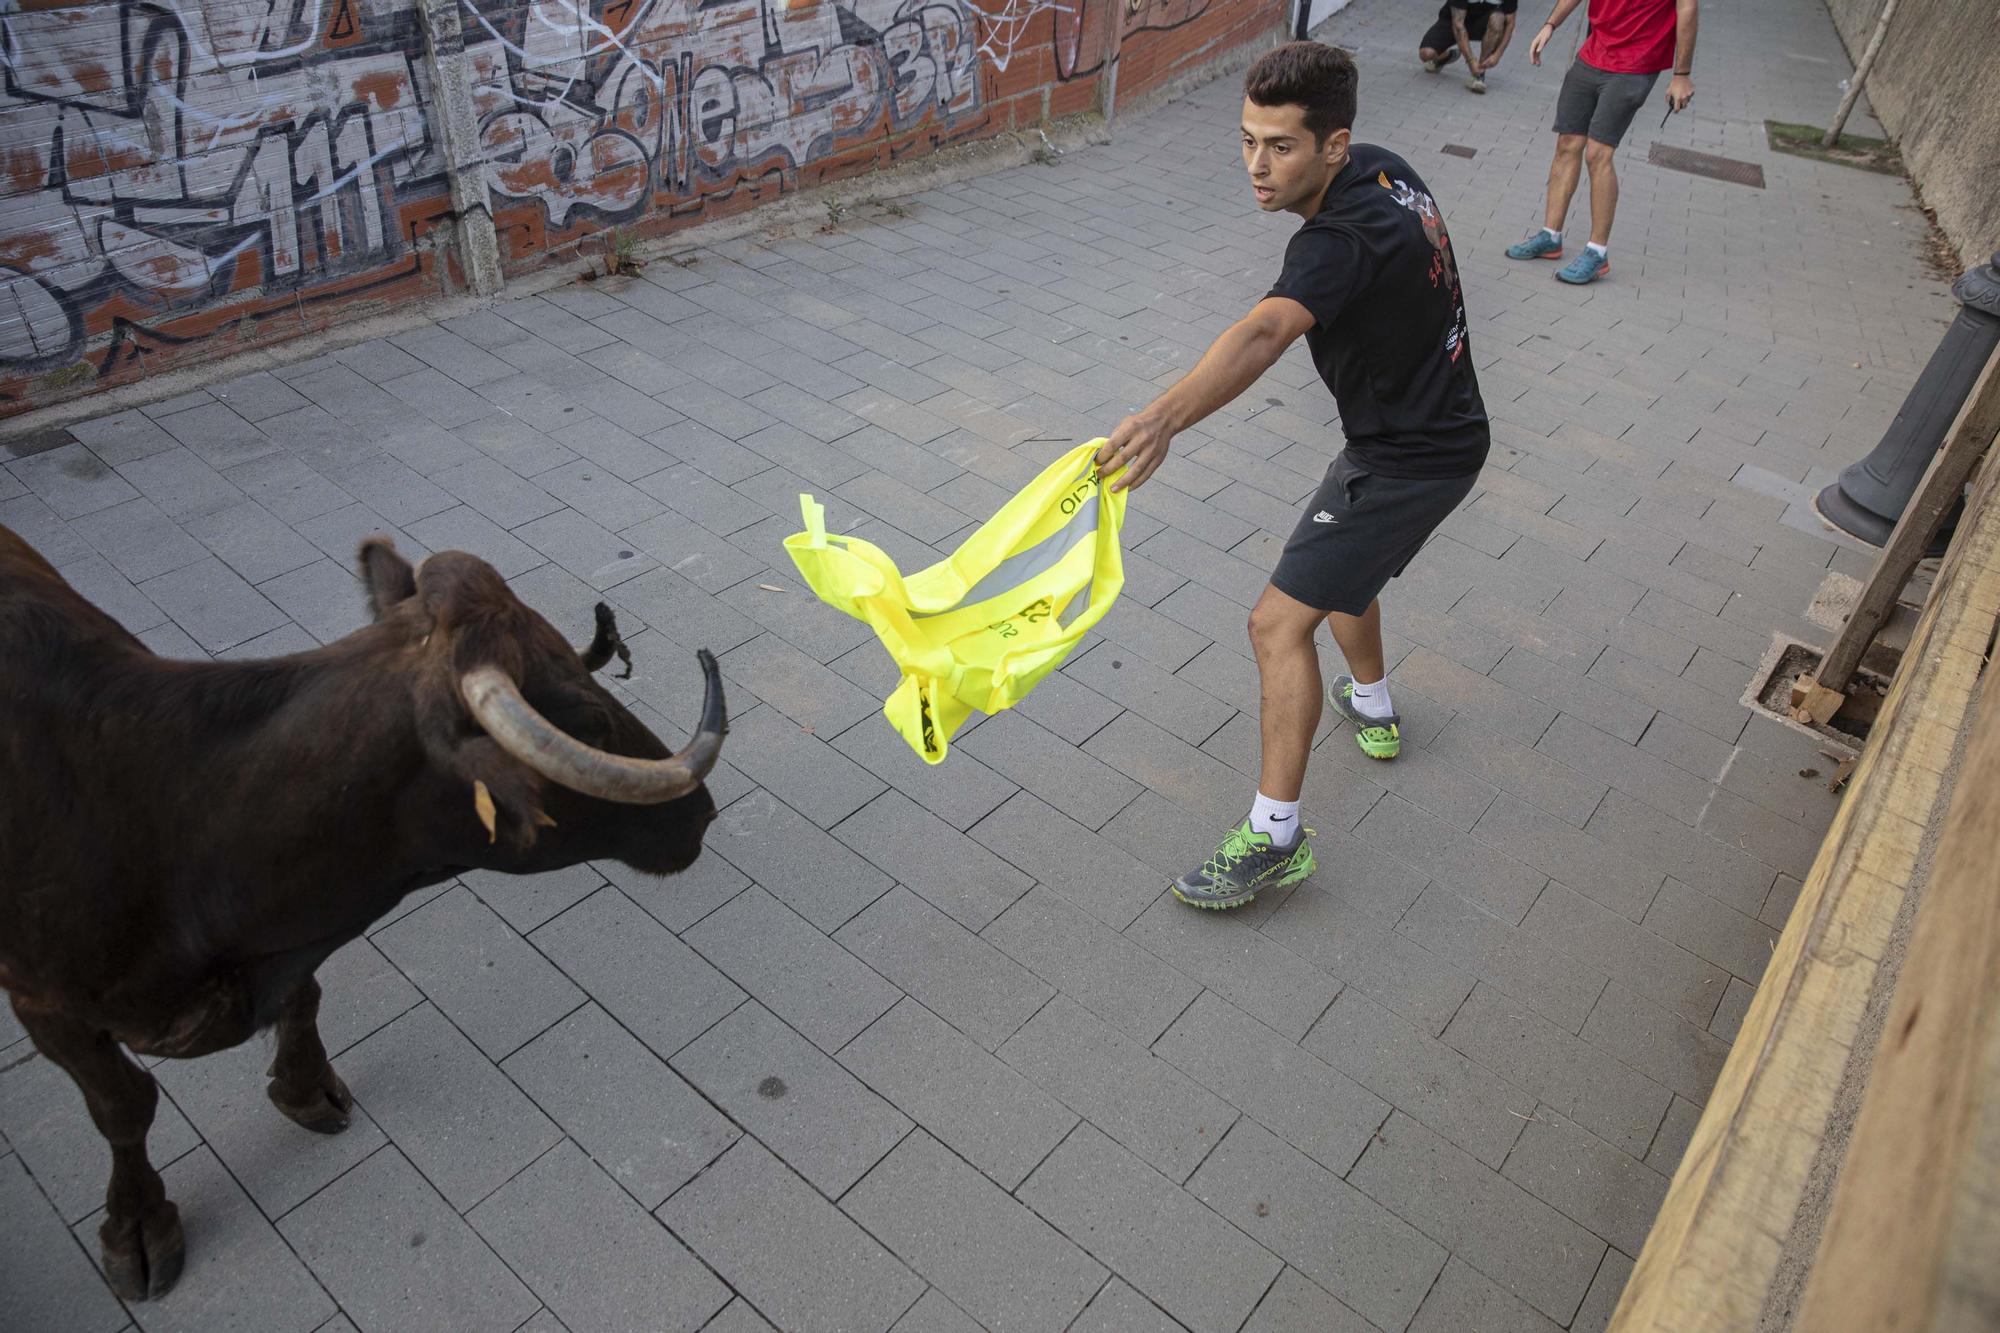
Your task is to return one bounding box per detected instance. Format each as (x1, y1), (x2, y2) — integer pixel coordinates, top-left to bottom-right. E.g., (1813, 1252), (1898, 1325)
(0, 0), (1957, 1329)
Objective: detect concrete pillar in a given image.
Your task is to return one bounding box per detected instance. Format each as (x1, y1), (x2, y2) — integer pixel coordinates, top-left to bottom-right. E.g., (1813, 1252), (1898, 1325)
(416, 0), (504, 297)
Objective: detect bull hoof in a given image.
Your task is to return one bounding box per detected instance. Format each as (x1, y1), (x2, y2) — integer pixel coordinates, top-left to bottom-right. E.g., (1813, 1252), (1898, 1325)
(267, 1065), (354, 1134)
(100, 1200), (183, 1301)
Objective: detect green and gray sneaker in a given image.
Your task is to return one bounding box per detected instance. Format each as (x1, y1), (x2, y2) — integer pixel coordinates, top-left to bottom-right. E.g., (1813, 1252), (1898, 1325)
(1172, 820), (1316, 910)
(1329, 674), (1401, 760)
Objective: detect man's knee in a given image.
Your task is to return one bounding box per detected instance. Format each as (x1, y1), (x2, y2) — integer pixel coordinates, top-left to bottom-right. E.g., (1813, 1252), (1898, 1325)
(1247, 598), (1312, 656)
(1584, 140), (1618, 172)
(1555, 134), (1587, 160)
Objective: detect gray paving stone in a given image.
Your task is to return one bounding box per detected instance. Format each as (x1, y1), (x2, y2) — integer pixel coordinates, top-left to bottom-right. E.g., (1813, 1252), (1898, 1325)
(610, 566), (763, 649)
(968, 790), (1163, 931)
(1585, 790), (1773, 916)
(591, 849), (748, 936)
(836, 887), (1053, 1053)
(8, 443), (142, 517)
(256, 559), (368, 644)
(997, 996), (1231, 1185)
(982, 886), (1199, 1045)
(0, 1045), (201, 1222)
(1082, 710), (1274, 830)
(1240, 1268), (1373, 1333)
(957, 710), (1142, 831)
(1520, 882), (1729, 1027)
(1154, 993), (1387, 1177)
(657, 1138), (923, 1333)
(1018, 1125), (1281, 1333)
(2, 493), (91, 565)
(341, 1003), (561, 1210)
(371, 886), (583, 1060)
(888, 1290), (981, 1333)
(683, 886), (900, 1053)
(1470, 792), (1662, 923)
(1062, 642), (1235, 747)
(317, 455), (456, 527)
(1711, 977), (1757, 1043)
(388, 327), (517, 387)
(1359, 794), (1549, 926)
(1646, 1096), (1703, 1173)
(502, 1004), (739, 1210)
(179, 499), (322, 584)
(1350, 1112), (1605, 1324)
(279, 1146), (536, 1333)
(1504, 1108), (1671, 1256)
(515, 510), (658, 591)
(1442, 984), (1671, 1160)
(460, 863), (605, 935)
(72, 1146), (332, 1333)
(1259, 878), (1473, 1035)
(1572, 1248), (1637, 1333)
(722, 704), (886, 829)
(139, 554), (293, 649)
(469, 1140), (729, 1333)
(1304, 987), (1533, 1169)
(1397, 883), (1604, 1034)
(305, 934), (422, 1058)
(841, 999), (1076, 1191)
(531, 887), (743, 1061)
(0, 1152), (129, 1333)
(334, 338), (428, 384)
(1068, 1278), (1184, 1333)
(1582, 982), (1732, 1107)
(707, 1300), (780, 1333)
(69, 498), (208, 582)
(68, 408), (180, 466)
(674, 1001), (909, 1195)
(536, 457), (667, 530)
(1123, 896), (1337, 1043)
(404, 505), (543, 579)
(1186, 1118), (1443, 1333)
(1408, 1257), (1563, 1333)
(1489, 647), (1656, 745)
(846, 1131), (1107, 1333)
(834, 790), (1033, 931)
(707, 788), (894, 932)
(1429, 713), (1607, 828)
(1539, 711), (1715, 828)
(297, 504), (430, 568)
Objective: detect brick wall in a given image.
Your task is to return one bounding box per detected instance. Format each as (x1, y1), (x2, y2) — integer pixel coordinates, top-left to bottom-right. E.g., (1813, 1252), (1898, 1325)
(0, 0), (1275, 416)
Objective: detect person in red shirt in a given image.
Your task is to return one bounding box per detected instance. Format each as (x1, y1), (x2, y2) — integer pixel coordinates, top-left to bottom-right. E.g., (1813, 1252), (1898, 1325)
(1503, 0), (1698, 284)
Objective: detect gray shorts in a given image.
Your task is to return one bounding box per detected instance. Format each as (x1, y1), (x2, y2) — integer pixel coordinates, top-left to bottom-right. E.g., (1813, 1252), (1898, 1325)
(1553, 57), (1659, 148)
(1271, 453), (1479, 616)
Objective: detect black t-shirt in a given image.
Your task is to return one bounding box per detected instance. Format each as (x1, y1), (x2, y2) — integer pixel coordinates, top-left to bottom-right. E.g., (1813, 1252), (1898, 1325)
(1267, 143), (1489, 478)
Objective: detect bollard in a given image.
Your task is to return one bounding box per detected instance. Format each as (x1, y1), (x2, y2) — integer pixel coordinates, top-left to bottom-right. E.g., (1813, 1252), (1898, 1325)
(1815, 251), (2000, 548)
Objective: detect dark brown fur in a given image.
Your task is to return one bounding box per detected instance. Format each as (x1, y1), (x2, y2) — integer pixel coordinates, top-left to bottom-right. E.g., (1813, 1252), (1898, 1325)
(0, 525), (721, 1299)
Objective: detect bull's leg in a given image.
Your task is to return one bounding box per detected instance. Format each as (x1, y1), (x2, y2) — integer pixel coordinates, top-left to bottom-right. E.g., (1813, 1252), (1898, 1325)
(264, 976), (353, 1134)
(15, 1005), (184, 1300)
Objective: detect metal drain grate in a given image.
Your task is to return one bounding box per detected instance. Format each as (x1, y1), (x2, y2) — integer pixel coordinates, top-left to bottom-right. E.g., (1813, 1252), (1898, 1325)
(1440, 143), (1477, 158)
(1648, 143), (1766, 188)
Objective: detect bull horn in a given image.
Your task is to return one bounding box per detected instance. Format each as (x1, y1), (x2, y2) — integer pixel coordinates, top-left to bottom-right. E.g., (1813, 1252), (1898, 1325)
(459, 650), (725, 804)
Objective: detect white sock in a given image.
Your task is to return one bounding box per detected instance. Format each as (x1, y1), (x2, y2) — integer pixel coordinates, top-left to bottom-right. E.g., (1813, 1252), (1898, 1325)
(1348, 676), (1395, 719)
(1248, 792), (1300, 845)
(1586, 241), (1608, 257)
(1543, 227), (1562, 242)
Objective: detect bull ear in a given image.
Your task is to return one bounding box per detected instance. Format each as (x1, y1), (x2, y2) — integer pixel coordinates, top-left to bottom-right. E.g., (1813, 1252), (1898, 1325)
(358, 538), (417, 620)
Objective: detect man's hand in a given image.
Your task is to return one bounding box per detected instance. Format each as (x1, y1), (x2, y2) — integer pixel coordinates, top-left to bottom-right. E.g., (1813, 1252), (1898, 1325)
(1095, 411), (1173, 493)
(1529, 22), (1553, 64)
(1666, 74), (1694, 111)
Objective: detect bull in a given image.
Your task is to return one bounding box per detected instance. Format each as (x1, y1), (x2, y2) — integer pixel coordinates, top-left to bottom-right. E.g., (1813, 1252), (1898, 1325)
(0, 525), (726, 1300)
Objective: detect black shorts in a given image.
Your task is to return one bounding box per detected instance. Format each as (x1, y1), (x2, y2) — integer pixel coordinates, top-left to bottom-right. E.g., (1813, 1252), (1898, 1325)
(1421, 4), (1491, 51)
(1553, 57), (1660, 148)
(1270, 453), (1478, 616)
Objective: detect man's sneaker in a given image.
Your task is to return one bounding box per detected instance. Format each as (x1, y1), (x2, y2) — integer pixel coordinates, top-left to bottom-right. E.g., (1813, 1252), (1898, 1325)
(1423, 48), (1460, 72)
(1172, 820), (1316, 910)
(1506, 230), (1563, 261)
(1466, 73), (1487, 93)
(1556, 248), (1610, 284)
(1328, 674), (1402, 760)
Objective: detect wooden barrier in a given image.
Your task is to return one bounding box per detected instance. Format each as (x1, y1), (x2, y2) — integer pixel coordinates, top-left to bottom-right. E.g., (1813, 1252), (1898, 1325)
(1609, 424), (2000, 1328)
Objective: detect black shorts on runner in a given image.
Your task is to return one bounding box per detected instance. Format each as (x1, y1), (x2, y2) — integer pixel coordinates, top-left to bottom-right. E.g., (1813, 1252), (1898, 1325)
(1553, 57), (1661, 148)
(1270, 452), (1478, 616)
(1420, 3), (1490, 52)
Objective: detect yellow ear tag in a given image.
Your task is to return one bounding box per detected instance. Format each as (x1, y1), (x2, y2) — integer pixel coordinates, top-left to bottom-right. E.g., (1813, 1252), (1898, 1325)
(473, 781), (498, 843)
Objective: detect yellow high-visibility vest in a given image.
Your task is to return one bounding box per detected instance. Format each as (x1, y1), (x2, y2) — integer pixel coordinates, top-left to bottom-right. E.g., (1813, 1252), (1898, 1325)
(784, 440), (1126, 763)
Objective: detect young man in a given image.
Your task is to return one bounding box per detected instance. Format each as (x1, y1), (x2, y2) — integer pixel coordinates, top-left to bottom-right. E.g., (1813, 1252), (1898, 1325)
(1094, 41), (1488, 911)
(1506, 0), (1698, 283)
(1418, 0), (1519, 94)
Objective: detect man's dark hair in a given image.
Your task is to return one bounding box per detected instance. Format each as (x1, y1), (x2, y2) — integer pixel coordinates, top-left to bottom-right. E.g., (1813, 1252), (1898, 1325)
(1244, 41), (1358, 145)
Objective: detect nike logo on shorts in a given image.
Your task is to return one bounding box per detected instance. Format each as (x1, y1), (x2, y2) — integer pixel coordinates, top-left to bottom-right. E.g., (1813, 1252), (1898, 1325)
(1313, 511), (1338, 524)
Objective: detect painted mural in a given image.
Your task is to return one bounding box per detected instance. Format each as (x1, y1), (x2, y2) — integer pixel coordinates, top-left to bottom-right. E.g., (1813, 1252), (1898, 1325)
(0, 0), (1228, 410)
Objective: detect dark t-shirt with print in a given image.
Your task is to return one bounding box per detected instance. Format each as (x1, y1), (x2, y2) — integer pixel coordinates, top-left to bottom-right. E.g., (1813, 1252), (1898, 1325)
(1267, 143), (1489, 479)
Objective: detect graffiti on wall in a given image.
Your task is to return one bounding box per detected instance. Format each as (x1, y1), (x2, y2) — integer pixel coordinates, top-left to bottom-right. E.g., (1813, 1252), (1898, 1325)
(0, 0), (1214, 402)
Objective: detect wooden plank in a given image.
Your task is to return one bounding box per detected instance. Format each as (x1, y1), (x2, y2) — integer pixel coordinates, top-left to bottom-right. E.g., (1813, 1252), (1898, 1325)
(1817, 345), (2000, 696)
(1608, 417), (2000, 1333)
(1793, 642), (2000, 1331)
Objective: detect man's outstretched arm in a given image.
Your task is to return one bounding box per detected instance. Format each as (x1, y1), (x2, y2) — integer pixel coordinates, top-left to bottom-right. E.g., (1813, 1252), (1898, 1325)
(1667, 0), (1698, 108)
(1094, 297), (1315, 492)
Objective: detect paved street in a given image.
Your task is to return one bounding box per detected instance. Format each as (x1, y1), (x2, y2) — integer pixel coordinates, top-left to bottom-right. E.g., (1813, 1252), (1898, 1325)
(0, 0), (1957, 1329)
